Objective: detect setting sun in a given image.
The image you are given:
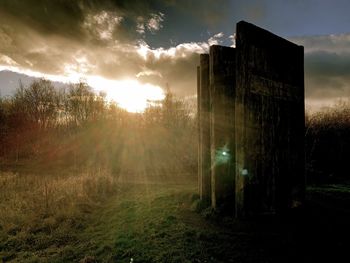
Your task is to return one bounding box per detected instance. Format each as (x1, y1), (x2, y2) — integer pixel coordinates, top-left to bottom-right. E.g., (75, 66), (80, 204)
(87, 76), (165, 112)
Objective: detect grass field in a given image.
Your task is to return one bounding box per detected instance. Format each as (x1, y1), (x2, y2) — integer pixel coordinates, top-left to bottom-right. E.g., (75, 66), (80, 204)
(1, 171), (350, 262)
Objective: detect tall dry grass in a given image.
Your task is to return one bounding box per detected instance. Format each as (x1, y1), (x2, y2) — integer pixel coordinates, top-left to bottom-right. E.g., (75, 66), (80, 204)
(0, 170), (118, 239)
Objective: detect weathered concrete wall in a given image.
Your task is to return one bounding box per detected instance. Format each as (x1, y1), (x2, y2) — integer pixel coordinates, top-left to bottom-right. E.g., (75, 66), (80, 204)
(197, 21), (304, 217)
(197, 65), (202, 199)
(198, 54), (211, 203)
(209, 46), (236, 210)
(235, 21), (305, 217)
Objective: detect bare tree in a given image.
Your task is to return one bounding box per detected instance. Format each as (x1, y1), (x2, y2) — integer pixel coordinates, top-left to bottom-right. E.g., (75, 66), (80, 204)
(66, 82), (106, 126)
(14, 79), (59, 130)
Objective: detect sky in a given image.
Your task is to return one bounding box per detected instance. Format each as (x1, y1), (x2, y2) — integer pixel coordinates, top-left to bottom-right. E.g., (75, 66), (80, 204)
(1, 0), (350, 111)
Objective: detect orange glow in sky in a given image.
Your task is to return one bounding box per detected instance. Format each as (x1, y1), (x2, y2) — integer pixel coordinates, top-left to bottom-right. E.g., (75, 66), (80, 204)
(0, 65), (165, 113)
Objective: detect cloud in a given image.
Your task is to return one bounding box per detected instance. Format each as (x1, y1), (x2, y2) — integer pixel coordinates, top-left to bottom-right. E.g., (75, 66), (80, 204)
(136, 69), (163, 78)
(208, 32), (225, 46)
(3, 0), (349, 106)
(136, 17), (146, 35)
(136, 12), (165, 36)
(0, 0), (235, 98)
(0, 1), (222, 98)
(228, 34), (236, 48)
(0, 27), (13, 51)
(0, 55), (17, 66)
(164, 0), (231, 28)
(83, 10), (124, 41)
(290, 34), (350, 101)
(147, 13), (165, 33)
(292, 34), (350, 54)
(304, 51), (350, 98)
(137, 40), (208, 60)
(133, 40), (210, 96)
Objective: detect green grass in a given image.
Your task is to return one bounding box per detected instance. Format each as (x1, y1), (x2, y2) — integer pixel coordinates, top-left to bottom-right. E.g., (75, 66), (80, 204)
(1, 182), (286, 262)
(73, 183), (290, 263)
(2, 181), (350, 262)
(66, 184), (214, 263)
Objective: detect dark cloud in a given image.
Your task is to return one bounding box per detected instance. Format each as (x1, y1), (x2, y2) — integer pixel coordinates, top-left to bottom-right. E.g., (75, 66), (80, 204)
(142, 53), (199, 96)
(162, 0), (230, 27)
(290, 34), (350, 100)
(0, 0), (167, 45)
(306, 51), (350, 77)
(0, 0), (86, 39)
(0, 0), (230, 44)
(305, 51), (350, 99)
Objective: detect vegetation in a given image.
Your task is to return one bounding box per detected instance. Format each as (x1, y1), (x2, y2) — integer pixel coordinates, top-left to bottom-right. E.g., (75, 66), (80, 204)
(2, 180), (349, 262)
(0, 170), (118, 262)
(305, 100), (350, 184)
(0, 79), (199, 262)
(0, 79), (197, 177)
(1, 79), (350, 262)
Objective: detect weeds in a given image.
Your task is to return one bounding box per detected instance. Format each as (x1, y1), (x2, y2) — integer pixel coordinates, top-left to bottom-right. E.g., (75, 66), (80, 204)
(0, 170), (119, 260)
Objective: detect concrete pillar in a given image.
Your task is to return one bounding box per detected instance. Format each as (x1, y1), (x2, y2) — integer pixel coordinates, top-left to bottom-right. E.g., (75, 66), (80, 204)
(235, 21), (305, 217)
(198, 54), (211, 204)
(197, 66), (202, 197)
(209, 45), (236, 211)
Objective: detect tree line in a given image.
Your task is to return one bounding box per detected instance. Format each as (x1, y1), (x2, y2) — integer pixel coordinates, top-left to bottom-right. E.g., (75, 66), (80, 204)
(1, 78), (349, 184)
(0, 79), (197, 180)
(305, 101), (350, 184)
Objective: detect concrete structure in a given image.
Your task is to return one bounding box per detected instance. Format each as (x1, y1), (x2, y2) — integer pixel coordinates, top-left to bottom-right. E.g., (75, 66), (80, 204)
(209, 46), (236, 210)
(197, 21), (305, 217)
(198, 54), (211, 204)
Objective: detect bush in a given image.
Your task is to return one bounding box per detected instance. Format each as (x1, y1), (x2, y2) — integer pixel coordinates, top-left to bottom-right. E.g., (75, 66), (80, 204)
(305, 100), (350, 184)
